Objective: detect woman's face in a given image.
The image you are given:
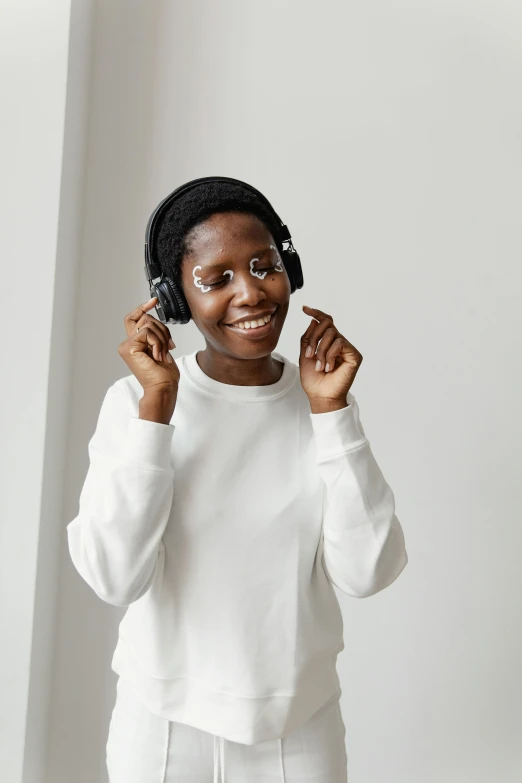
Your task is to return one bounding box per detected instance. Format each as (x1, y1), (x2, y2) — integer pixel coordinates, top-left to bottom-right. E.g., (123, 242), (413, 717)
(180, 211), (291, 359)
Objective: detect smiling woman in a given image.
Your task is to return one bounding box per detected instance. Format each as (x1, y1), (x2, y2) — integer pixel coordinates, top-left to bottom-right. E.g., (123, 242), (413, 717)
(154, 180), (293, 385)
(182, 212), (292, 375)
(67, 176), (408, 783)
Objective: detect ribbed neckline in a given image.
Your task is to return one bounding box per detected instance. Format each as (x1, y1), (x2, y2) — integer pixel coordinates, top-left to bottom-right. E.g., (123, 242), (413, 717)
(181, 349), (297, 401)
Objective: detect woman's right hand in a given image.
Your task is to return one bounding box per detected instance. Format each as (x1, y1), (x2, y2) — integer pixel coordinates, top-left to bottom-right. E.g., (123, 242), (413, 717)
(118, 297), (180, 402)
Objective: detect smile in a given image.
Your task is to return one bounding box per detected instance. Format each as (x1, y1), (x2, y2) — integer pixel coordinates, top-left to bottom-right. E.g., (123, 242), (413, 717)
(225, 311), (276, 338)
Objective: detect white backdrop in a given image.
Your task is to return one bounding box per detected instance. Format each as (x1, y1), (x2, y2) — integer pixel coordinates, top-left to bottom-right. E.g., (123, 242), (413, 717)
(4, 1), (521, 782)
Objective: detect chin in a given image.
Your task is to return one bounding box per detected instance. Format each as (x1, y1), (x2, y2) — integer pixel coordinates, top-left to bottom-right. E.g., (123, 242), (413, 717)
(223, 329), (281, 359)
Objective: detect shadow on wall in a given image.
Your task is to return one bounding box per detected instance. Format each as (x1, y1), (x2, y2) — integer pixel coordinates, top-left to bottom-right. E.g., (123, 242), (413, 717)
(45, 3), (162, 783)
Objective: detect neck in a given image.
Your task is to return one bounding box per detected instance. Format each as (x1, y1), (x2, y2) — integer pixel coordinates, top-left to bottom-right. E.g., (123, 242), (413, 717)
(196, 347), (283, 386)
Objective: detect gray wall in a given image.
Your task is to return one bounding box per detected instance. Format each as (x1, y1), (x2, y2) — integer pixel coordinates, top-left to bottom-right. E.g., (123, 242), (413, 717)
(0, 1), (93, 781)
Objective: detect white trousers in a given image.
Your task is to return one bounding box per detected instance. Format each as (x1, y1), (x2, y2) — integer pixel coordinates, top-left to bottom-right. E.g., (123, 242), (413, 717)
(106, 676), (348, 783)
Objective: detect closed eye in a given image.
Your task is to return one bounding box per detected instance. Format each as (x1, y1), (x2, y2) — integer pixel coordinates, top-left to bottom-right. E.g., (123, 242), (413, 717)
(207, 266), (278, 288)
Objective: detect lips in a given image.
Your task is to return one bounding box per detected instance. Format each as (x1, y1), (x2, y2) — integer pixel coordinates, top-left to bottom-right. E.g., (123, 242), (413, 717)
(225, 311), (276, 338)
(225, 309), (276, 327)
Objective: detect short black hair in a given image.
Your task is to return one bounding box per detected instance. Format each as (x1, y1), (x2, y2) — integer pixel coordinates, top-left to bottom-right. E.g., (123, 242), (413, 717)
(154, 180), (283, 288)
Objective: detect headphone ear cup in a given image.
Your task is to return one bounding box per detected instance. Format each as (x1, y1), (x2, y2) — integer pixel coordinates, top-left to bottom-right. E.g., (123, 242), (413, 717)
(154, 278), (192, 324)
(152, 247), (301, 321)
(168, 280), (192, 324)
(281, 248), (304, 293)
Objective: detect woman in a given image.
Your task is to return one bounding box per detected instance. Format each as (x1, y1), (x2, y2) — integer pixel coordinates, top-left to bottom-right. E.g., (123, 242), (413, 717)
(67, 178), (408, 782)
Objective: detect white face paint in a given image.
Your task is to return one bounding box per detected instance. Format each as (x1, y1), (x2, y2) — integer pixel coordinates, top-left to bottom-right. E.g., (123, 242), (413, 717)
(249, 257), (266, 279)
(249, 245), (284, 278)
(194, 244), (283, 292)
(192, 265), (211, 292)
(270, 245), (285, 273)
(192, 265), (234, 293)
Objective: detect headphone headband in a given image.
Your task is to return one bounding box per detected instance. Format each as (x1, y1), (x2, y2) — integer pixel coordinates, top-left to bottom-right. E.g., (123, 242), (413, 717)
(144, 175), (292, 283)
(143, 175), (303, 324)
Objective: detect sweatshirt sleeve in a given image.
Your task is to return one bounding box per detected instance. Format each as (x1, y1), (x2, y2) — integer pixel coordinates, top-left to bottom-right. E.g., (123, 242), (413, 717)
(309, 393), (408, 598)
(66, 381), (175, 607)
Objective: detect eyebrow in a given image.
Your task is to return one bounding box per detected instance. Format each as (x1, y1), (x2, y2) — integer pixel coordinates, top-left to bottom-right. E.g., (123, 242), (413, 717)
(198, 246), (273, 273)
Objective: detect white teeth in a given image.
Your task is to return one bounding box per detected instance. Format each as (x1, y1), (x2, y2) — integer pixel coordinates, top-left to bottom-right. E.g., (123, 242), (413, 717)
(231, 313), (272, 329)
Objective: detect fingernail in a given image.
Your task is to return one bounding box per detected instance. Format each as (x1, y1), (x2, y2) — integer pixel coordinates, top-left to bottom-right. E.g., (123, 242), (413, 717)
(167, 353), (173, 363)
(169, 338), (175, 348)
(305, 346), (313, 358)
(315, 360), (321, 371)
(325, 363), (330, 372)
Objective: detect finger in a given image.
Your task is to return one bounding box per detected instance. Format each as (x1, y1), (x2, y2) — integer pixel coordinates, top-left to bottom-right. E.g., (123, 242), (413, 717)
(324, 337), (345, 372)
(161, 324), (175, 350)
(302, 315), (335, 359)
(135, 318), (170, 362)
(138, 313), (175, 349)
(341, 337), (360, 355)
(314, 327), (339, 371)
(126, 306), (175, 350)
(124, 297), (159, 329)
(125, 325), (160, 368)
(123, 339), (157, 372)
(302, 305), (333, 321)
(144, 326), (162, 363)
(134, 323), (163, 363)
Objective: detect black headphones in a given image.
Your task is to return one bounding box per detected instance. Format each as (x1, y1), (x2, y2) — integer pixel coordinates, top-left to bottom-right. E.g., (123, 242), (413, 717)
(144, 175), (304, 324)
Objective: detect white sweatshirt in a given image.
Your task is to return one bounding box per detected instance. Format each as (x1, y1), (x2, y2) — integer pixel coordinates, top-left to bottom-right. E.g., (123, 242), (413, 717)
(67, 349), (408, 745)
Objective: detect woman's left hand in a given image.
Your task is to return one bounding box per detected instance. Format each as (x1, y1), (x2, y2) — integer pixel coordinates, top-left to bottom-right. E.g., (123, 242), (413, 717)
(299, 305), (363, 407)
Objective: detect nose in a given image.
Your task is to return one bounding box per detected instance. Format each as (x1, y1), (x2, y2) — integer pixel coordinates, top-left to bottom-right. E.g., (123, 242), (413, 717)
(230, 269), (269, 305)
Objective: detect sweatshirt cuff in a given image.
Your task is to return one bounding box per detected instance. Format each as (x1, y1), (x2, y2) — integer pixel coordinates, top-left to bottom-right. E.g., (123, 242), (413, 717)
(309, 402), (366, 459)
(124, 416), (175, 469)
